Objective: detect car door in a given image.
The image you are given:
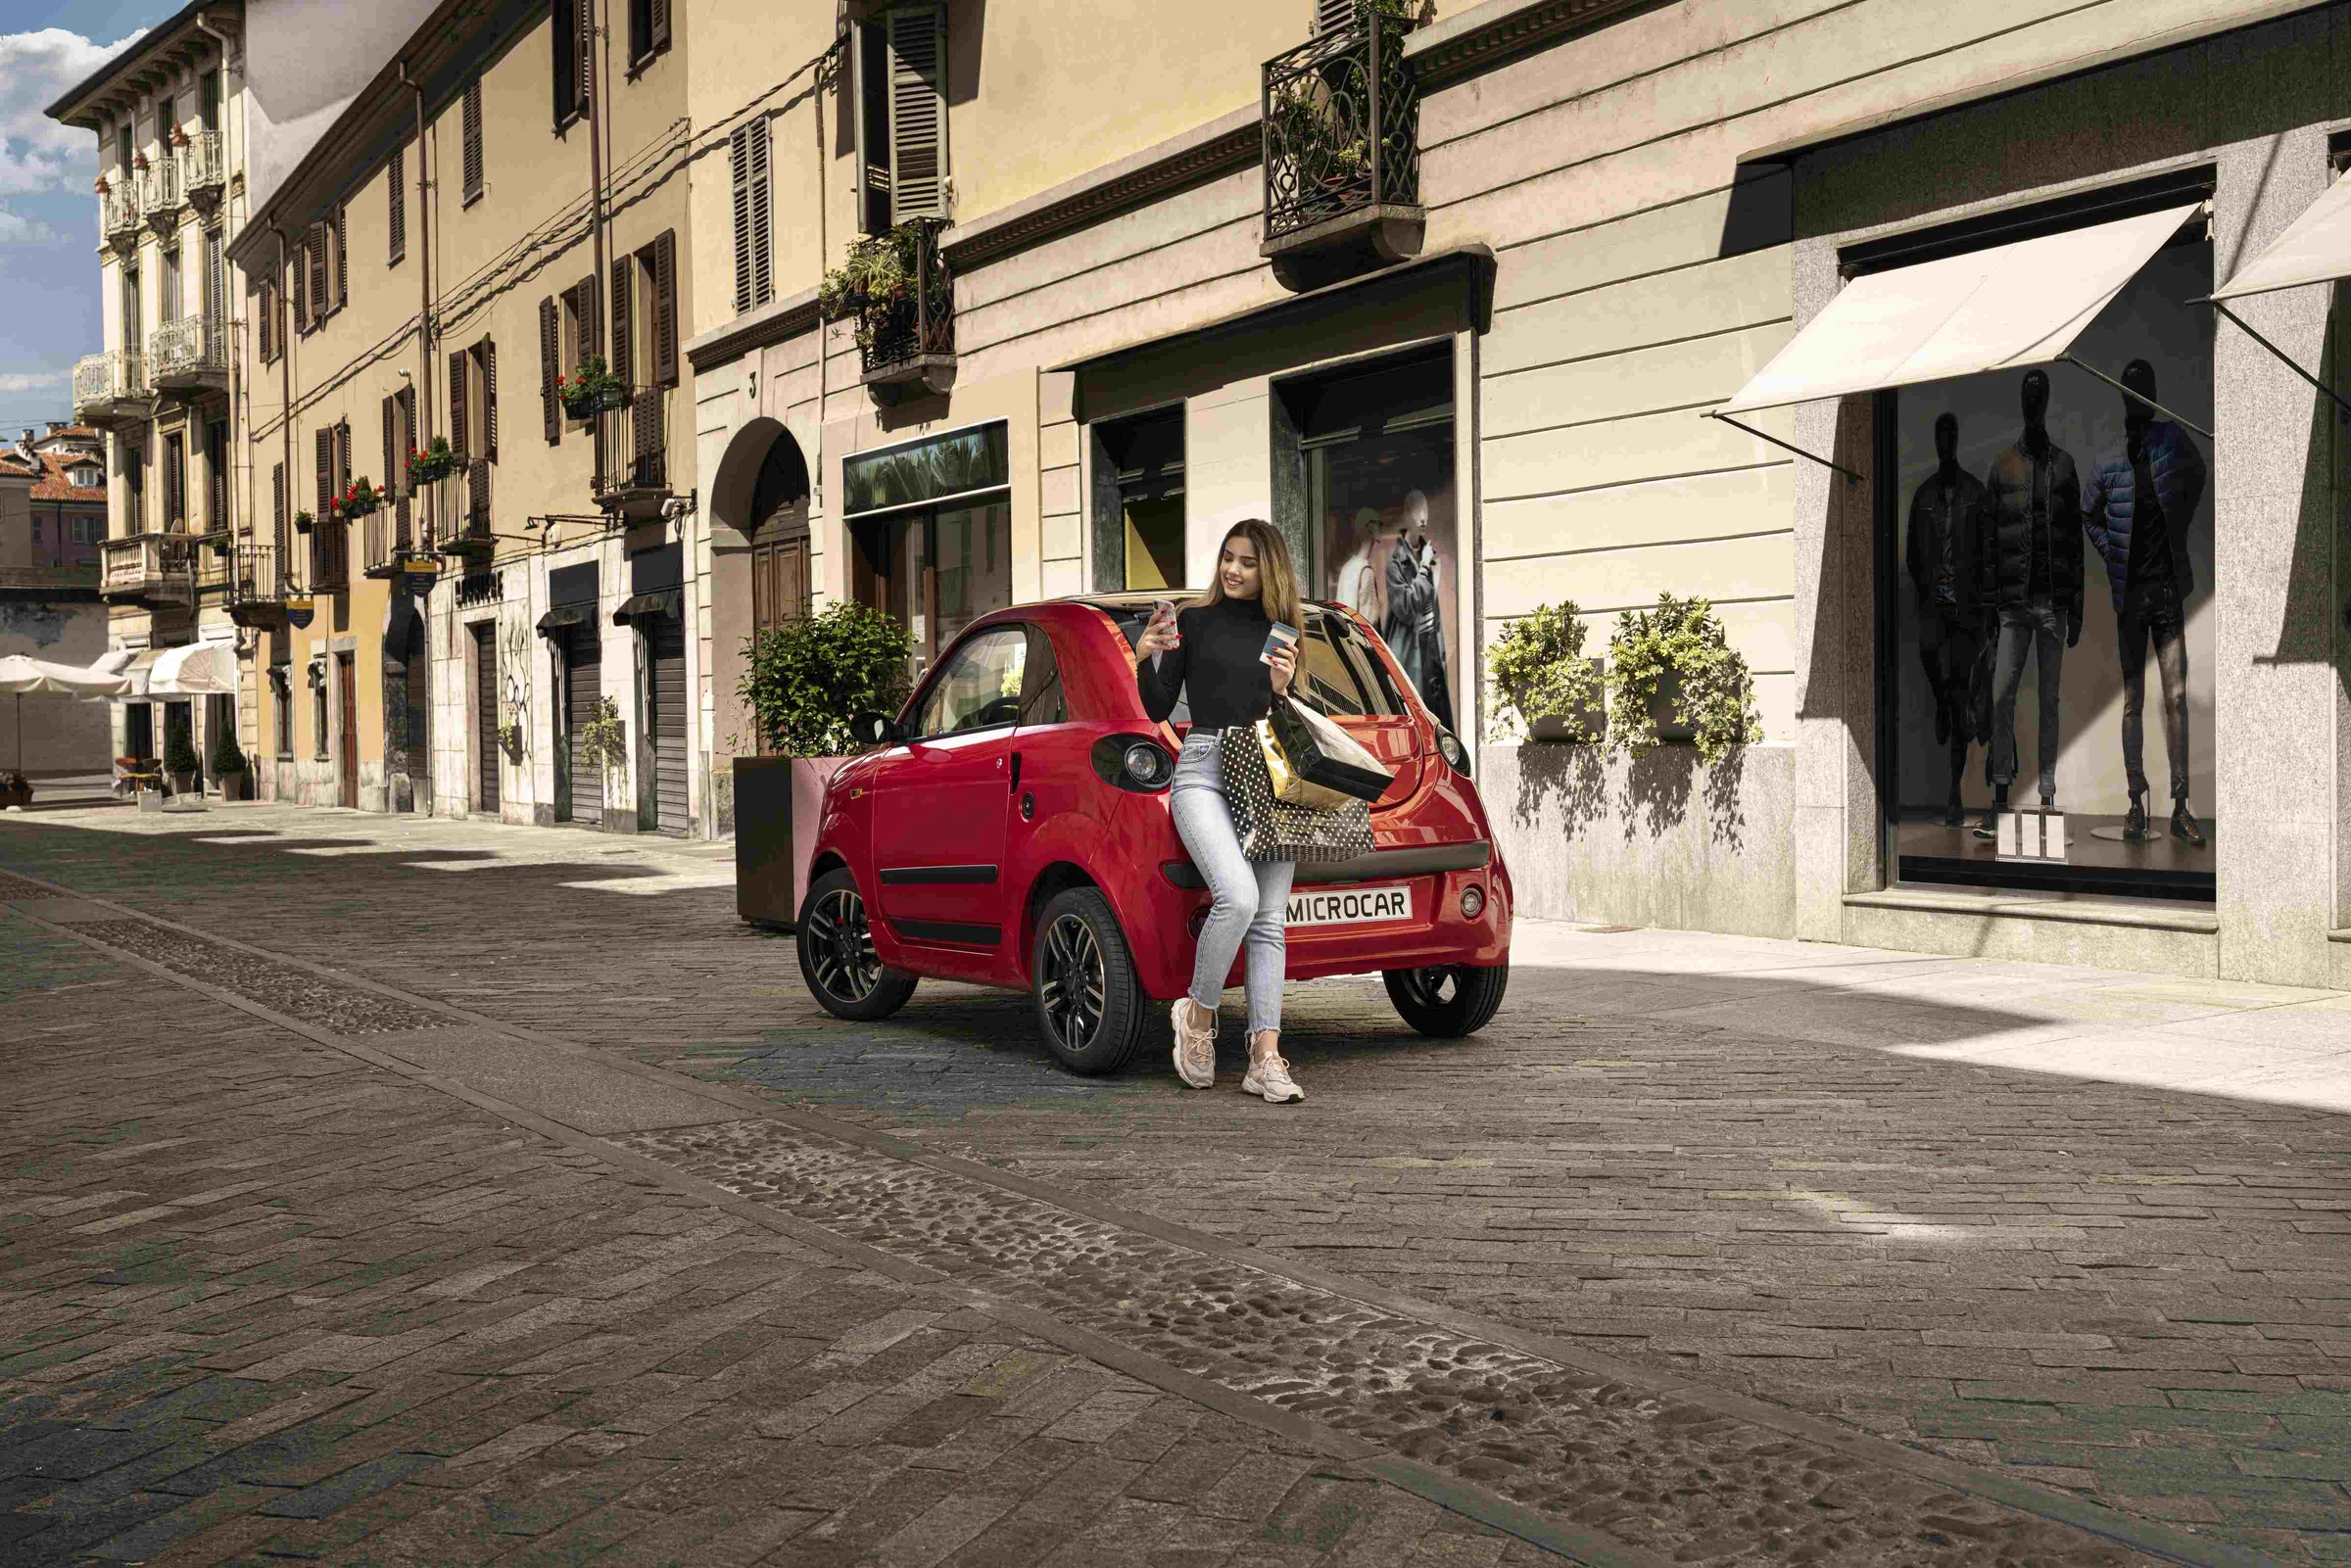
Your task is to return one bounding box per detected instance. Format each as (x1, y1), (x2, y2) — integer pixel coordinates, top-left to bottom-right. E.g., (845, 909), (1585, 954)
(1004, 622), (1079, 913)
(872, 624), (1028, 949)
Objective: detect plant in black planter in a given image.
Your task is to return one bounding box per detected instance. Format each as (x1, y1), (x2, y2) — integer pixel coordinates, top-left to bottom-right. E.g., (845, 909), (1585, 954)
(405, 435), (456, 487)
(1605, 593), (1762, 765)
(1488, 599), (1606, 743)
(557, 355), (627, 418)
(818, 223), (948, 357)
(209, 725), (249, 799)
(734, 602), (915, 928)
(336, 478), (381, 521)
(163, 724), (202, 794)
(292, 508), (315, 535)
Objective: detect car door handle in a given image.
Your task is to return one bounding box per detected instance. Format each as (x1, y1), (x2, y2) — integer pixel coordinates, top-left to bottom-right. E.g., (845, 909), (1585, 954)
(1008, 751), (1022, 792)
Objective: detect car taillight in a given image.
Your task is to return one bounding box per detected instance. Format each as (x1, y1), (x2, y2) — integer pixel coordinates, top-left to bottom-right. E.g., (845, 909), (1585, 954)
(1460, 885), (1485, 919)
(1091, 735), (1174, 792)
(1434, 726), (1470, 777)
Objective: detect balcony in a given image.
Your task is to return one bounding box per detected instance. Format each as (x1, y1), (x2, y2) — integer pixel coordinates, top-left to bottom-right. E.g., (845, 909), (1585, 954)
(1260, 4), (1423, 289)
(100, 183), (142, 251)
(194, 531), (234, 593)
(592, 387), (673, 519)
(180, 132), (227, 210)
(73, 350), (149, 424)
(100, 533), (194, 606)
(141, 154), (183, 234)
(855, 217), (955, 403)
(150, 315), (227, 393)
(360, 486), (419, 580)
(227, 541), (288, 628)
(437, 460), (496, 562)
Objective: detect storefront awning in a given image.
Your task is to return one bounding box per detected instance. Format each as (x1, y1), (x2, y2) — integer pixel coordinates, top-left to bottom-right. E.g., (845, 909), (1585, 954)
(537, 603), (589, 635)
(147, 641), (239, 696)
(1714, 202), (2205, 417)
(2213, 170), (2351, 301)
(114, 646), (166, 697)
(612, 590), (680, 625)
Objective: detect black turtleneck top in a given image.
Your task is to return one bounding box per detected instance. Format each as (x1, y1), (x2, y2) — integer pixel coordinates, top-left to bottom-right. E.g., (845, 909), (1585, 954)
(1136, 594), (1274, 731)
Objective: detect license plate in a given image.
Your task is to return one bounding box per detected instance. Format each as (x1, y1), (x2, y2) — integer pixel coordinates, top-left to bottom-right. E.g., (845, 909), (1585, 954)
(1285, 884), (1413, 927)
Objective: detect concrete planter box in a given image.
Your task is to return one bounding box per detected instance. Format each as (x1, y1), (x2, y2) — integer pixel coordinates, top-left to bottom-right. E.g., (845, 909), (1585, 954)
(1480, 740), (1796, 937)
(734, 754), (848, 930)
(213, 771), (251, 801)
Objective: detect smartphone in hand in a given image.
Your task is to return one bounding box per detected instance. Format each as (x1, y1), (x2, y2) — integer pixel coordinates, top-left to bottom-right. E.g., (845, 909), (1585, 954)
(1261, 621), (1300, 667)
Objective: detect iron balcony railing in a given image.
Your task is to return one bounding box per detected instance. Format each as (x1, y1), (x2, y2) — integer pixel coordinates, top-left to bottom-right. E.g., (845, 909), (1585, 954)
(73, 349), (147, 416)
(1262, 5), (1421, 245)
(231, 541), (288, 608)
(140, 153), (183, 221)
(100, 183), (142, 240)
(858, 217), (954, 380)
(99, 533), (194, 602)
(195, 533), (234, 592)
(594, 386), (670, 498)
(179, 131), (226, 197)
(149, 314), (226, 385)
(361, 482), (416, 576)
(434, 459), (494, 560)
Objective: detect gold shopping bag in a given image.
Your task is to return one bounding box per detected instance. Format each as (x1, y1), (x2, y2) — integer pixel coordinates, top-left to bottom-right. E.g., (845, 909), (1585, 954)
(1254, 717), (1356, 811)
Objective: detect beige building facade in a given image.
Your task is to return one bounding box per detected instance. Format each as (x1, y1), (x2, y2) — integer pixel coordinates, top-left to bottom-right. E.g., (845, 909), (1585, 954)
(682, 0), (2351, 987)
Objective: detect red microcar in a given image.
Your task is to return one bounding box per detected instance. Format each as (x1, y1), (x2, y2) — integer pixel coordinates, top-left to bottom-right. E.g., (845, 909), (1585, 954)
(794, 593), (1512, 1074)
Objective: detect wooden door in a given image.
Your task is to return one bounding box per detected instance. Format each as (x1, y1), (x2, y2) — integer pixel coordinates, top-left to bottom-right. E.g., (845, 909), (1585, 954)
(648, 614), (689, 836)
(564, 624), (601, 827)
(471, 622), (499, 813)
(335, 653), (358, 808)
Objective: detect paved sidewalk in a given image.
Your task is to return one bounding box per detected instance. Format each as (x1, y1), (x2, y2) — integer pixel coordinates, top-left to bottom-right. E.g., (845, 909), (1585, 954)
(4, 803), (2348, 1564)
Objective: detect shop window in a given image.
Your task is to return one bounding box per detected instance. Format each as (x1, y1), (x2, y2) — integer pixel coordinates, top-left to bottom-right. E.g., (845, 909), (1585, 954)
(1276, 347), (1459, 733)
(1883, 230), (2215, 902)
(845, 423), (1012, 679)
(1090, 409), (1184, 592)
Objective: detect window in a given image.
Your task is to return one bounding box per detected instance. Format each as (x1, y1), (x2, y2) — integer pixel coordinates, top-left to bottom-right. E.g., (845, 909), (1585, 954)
(259, 280), (277, 363)
(156, 96), (174, 147)
(911, 626), (1028, 738)
(1021, 626), (1067, 726)
(608, 230), (680, 393)
(30, 516), (40, 543)
(116, 121), (132, 176)
(206, 419), (229, 532)
(122, 433), (145, 533)
(161, 245), (182, 322)
(627, 0), (671, 69)
(450, 339), (498, 463)
(552, 0), (588, 127)
(1092, 409), (1184, 592)
(272, 666), (293, 758)
(73, 465), (103, 489)
(729, 120), (773, 314)
(200, 71), (219, 133)
(164, 432), (186, 531)
(853, 5), (947, 234)
(388, 145), (406, 265)
(461, 77), (485, 205)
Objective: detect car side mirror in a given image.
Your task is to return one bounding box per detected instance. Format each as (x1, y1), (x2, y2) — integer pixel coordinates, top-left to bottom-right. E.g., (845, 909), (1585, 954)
(848, 710), (901, 748)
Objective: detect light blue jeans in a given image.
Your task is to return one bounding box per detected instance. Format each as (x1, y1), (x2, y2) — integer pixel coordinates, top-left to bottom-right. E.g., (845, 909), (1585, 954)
(1170, 733), (1295, 1035)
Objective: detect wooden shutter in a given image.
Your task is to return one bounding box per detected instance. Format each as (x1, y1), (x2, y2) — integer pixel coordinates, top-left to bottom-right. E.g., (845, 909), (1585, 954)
(335, 421), (351, 495)
(648, 0), (670, 52)
(272, 461), (285, 552)
(577, 0), (595, 105)
(651, 229), (678, 386)
(575, 274), (600, 363)
(335, 205), (349, 309)
(1313, 0), (1354, 33)
(461, 78), (484, 202)
(552, 0), (576, 124)
(314, 426), (333, 519)
(382, 395), (396, 500)
(473, 622), (500, 810)
(289, 248), (306, 337)
(540, 295), (560, 443)
(481, 340), (499, 462)
(259, 281), (274, 362)
(389, 145), (406, 262)
(729, 124), (756, 315)
(397, 389), (414, 538)
(307, 223), (327, 328)
(448, 350), (469, 460)
(609, 256), (632, 390)
(887, 7), (947, 221)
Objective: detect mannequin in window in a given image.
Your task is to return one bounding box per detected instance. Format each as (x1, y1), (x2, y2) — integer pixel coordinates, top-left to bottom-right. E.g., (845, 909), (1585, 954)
(1380, 489), (1454, 732)
(1974, 367), (2084, 834)
(1905, 411), (1987, 827)
(2083, 358), (2206, 848)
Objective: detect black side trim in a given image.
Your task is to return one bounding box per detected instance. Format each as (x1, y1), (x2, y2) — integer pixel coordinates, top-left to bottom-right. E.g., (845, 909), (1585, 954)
(879, 864), (1000, 885)
(890, 918), (1003, 945)
(1162, 840), (1491, 889)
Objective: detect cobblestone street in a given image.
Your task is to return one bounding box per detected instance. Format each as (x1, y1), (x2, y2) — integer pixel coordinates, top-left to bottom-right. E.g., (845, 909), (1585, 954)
(5, 803), (2349, 1566)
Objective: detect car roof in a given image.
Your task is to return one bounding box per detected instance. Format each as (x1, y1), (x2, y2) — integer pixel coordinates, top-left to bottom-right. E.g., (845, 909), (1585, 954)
(1063, 593), (1350, 616)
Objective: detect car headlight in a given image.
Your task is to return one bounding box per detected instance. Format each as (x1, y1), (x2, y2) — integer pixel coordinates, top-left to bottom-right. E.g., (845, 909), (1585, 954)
(1124, 741), (1171, 787)
(1091, 735), (1175, 792)
(1435, 728), (1470, 776)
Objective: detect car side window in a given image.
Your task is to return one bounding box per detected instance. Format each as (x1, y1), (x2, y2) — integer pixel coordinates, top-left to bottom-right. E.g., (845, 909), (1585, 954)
(912, 627), (1029, 738)
(1021, 626), (1067, 726)
(1293, 610), (1404, 719)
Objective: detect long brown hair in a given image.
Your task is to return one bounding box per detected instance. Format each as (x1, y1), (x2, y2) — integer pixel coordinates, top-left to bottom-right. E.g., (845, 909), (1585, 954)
(1190, 519), (1303, 632)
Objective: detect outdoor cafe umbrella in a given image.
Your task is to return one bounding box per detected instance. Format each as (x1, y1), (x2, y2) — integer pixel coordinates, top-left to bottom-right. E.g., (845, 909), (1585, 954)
(0, 653), (132, 774)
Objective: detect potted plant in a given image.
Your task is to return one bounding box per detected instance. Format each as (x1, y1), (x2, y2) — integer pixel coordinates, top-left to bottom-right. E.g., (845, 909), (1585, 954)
(734, 601), (914, 927)
(1605, 592), (1762, 765)
(336, 478), (381, 521)
(406, 436), (456, 487)
(1488, 599), (1606, 743)
(0, 771), (32, 810)
(163, 724), (202, 797)
(557, 356), (627, 419)
(293, 508), (315, 535)
(209, 726), (249, 801)
(819, 223), (951, 359)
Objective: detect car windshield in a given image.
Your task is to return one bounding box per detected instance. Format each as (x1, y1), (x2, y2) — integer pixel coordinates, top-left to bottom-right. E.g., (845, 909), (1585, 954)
(1102, 602), (1406, 723)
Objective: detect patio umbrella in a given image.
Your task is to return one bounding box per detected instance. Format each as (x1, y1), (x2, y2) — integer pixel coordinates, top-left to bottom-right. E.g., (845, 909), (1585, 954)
(0, 654), (133, 775)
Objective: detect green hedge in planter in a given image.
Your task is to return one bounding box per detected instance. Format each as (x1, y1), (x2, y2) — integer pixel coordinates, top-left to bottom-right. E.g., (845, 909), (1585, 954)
(741, 602), (914, 757)
(1606, 593), (1761, 766)
(208, 726), (247, 777)
(1487, 599), (1606, 743)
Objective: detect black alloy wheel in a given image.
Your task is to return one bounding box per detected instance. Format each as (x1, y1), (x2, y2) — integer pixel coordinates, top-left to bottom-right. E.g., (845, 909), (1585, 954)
(797, 867), (917, 1022)
(1030, 886), (1145, 1075)
(1383, 961), (1510, 1037)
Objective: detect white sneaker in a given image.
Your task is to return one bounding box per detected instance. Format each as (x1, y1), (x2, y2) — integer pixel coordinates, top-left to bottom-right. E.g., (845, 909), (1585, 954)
(1172, 998), (1217, 1089)
(1242, 1053), (1305, 1104)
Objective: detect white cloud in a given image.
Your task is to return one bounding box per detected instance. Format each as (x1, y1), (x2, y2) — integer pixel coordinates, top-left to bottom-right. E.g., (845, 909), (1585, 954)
(0, 27), (145, 198)
(0, 206), (66, 245)
(0, 371), (70, 394)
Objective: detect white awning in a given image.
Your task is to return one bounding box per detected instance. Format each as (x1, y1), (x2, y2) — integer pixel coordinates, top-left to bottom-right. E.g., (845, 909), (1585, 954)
(145, 642), (239, 696)
(1716, 203), (2205, 417)
(2212, 170), (2351, 301)
(0, 654), (132, 698)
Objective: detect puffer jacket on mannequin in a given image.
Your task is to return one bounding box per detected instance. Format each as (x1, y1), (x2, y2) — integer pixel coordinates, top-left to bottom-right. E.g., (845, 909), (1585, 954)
(2084, 420), (2206, 613)
(1976, 438), (2085, 624)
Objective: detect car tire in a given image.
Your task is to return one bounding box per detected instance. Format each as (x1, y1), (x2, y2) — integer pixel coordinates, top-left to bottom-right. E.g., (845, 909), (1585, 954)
(797, 867), (918, 1022)
(1383, 961), (1509, 1037)
(1031, 886), (1146, 1076)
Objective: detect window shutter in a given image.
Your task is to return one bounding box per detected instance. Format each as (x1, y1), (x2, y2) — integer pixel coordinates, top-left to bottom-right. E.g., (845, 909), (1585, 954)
(449, 351), (469, 460)
(609, 256), (632, 390)
(1313, 0), (1354, 33)
(886, 6), (947, 222)
(541, 295), (560, 444)
(481, 340), (498, 462)
(398, 389), (414, 536)
(651, 229), (677, 386)
(730, 124), (760, 315)
(315, 426), (333, 520)
(389, 145), (406, 262)
(552, 0), (575, 124)
(649, 0), (669, 52)
(462, 78), (484, 202)
(576, 273), (600, 363)
(335, 205), (349, 310)
(272, 462), (285, 554)
(307, 223), (327, 328)
(578, 0), (595, 106)
(290, 249), (306, 336)
(629, 0), (649, 62)
(259, 281), (274, 362)
(336, 421), (351, 496)
(382, 395), (396, 504)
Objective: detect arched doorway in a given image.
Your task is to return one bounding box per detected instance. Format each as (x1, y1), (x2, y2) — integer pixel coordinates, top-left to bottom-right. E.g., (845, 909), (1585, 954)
(708, 420), (813, 792)
(746, 431), (811, 641)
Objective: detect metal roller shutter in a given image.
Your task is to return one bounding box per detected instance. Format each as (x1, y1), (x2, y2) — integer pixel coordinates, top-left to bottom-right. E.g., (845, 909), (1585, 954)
(649, 614), (688, 835)
(472, 622), (499, 812)
(565, 624), (601, 828)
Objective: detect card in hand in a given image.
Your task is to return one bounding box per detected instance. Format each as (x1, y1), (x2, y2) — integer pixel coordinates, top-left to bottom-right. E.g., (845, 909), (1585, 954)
(1261, 622), (1300, 666)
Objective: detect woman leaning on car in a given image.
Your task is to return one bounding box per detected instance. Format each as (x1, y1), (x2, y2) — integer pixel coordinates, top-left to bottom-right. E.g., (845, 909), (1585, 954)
(1133, 518), (1309, 1105)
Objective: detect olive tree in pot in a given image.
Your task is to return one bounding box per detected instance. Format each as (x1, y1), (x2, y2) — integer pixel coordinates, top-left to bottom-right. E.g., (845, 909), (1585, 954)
(734, 603), (914, 929)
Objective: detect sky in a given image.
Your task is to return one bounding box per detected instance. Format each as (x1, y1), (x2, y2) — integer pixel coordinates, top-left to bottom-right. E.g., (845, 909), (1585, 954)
(0, 0), (179, 434)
